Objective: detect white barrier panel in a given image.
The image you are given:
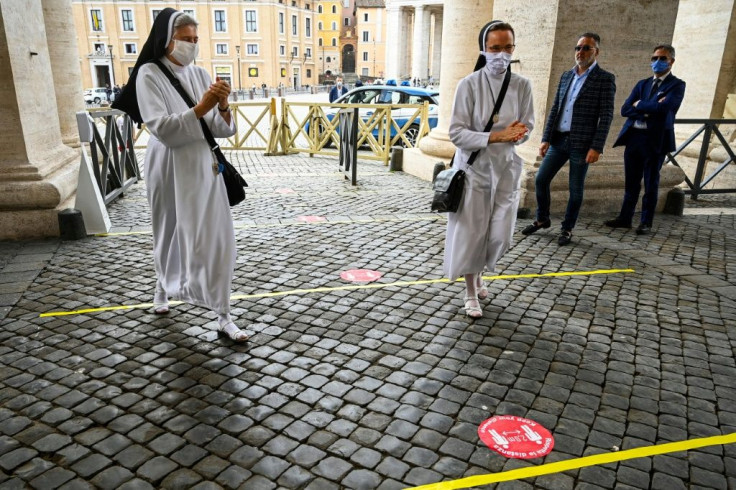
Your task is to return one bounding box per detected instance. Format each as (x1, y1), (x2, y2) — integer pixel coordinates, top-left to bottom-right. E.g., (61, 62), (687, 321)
(74, 149), (111, 234)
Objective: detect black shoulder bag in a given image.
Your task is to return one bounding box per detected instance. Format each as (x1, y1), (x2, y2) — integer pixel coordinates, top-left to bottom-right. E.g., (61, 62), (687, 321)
(431, 67), (512, 213)
(151, 60), (247, 207)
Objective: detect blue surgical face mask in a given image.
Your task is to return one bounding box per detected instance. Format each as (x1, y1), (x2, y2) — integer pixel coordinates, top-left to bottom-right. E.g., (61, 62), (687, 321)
(651, 59), (670, 73)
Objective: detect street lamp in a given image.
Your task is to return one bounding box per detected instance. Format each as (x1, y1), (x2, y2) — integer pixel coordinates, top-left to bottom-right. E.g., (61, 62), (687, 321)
(107, 44), (115, 87)
(235, 45), (242, 93)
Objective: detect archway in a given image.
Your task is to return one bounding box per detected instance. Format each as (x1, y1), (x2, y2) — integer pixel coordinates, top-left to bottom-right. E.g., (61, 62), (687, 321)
(341, 44), (355, 74)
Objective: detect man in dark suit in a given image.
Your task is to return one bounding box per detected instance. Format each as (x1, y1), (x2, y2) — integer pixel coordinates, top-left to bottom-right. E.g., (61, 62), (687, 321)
(329, 77), (348, 103)
(522, 33), (616, 245)
(605, 44), (686, 235)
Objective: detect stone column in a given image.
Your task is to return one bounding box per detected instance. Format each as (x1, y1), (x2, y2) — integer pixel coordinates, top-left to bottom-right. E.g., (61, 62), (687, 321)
(410, 5), (429, 82)
(398, 8), (411, 79)
(431, 10), (443, 83)
(404, 0), (492, 180)
(42, 0), (85, 148)
(672, 0), (735, 120)
(384, 5), (401, 80)
(0, 0), (80, 239)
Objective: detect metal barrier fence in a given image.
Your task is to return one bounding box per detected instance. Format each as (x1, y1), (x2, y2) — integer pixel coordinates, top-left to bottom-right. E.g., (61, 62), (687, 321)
(84, 109), (140, 205)
(126, 100), (277, 151)
(271, 100), (431, 165)
(668, 119), (736, 199)
(91, 98), (429, 166)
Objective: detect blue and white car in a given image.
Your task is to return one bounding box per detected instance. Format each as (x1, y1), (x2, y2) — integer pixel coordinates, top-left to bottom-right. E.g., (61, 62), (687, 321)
(319, 85), (439, 147)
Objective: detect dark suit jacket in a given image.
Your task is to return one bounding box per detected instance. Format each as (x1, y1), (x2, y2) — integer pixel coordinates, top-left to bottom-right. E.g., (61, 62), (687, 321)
(542, 64), (616, 153)
(329, 85), (348, 103)
(613, 73), (686, 153)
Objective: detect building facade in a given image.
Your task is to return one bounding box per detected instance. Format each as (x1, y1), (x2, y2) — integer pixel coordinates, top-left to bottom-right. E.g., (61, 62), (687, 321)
(316, 1), (341, 76)
(71, 0), (319, 91)
(355, 0), (386, 80)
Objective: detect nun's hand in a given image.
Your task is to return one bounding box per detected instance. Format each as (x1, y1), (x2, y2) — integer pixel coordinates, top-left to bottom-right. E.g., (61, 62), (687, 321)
(212, 77), (231, 105)
(194, 89), (221, 119)
(489, 121), (528, 144)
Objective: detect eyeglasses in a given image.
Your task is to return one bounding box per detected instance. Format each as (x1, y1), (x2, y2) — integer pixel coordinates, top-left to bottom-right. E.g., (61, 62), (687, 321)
(574, 45), (596, 52)
(486, 44), (515, 53)
(651, 55), (669, 62)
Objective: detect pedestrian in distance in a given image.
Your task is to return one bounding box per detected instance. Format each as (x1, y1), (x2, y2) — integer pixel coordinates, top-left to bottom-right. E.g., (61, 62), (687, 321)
(444, 20), (534, 319)
(605, 44), (685, 235)
(112, 8), (248, 342)
(329, 77), (348, 102)
(522, 32), (616, 246)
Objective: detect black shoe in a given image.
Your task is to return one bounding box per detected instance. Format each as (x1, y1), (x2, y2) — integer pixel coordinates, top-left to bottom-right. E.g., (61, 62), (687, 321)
(558, 230), (572, 246)
(604, 217), (632, 228)
(635, 223), (651, 235)
(521, 220), (551, 236)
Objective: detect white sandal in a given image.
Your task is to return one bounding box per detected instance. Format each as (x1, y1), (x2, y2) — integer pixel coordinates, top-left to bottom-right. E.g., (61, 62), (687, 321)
(464, 295), (483, 319)
(153, 283), (169, 315)
(218, 322), (249, 343)
(477, 281), (489, 300)
(153, 304), (170, 315)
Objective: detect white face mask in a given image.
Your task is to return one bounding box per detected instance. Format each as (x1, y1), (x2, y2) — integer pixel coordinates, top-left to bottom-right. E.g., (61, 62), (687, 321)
(482, 51), (512, 75)
(170, 40), (198, 66)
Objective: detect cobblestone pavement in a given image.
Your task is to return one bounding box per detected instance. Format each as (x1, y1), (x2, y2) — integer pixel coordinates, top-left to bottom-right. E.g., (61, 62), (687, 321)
(1, 150), (735, 490)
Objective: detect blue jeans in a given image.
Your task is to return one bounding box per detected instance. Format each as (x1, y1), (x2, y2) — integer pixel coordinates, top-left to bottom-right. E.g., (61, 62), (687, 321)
(534, 133), (590, 231)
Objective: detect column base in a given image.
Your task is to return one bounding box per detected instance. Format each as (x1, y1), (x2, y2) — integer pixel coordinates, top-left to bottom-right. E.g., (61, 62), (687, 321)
(520, 160), (687, 216)
(0, 149), (80, 240)
(402, 147), (452, 181)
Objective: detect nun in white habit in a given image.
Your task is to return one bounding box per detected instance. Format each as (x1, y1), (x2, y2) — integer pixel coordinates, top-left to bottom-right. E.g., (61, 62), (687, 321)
(113, 9), (247, 341)
(444, 21), (535, 319)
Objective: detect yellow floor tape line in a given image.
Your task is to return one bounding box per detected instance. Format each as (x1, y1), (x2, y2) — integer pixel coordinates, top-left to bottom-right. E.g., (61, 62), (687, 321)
(39, 268), (633, 318)
(405, 431), (736, 490)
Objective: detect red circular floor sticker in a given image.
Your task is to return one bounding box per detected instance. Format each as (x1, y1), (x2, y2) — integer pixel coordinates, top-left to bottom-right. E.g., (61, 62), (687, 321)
(478, 416), (554, 459)
(297, 215), (326, 223)
(340, 269), (383, 282)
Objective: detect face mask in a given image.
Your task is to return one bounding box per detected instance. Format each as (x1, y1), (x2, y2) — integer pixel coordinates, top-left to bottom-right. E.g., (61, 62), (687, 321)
(170, 40), (198, 66)
(651, 59), (670, 73)
(337, 82), (343, 87)
(483, 51), (512, 75)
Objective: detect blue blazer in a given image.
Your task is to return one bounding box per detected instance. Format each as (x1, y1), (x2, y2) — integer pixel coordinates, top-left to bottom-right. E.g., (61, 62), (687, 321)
(613, 73), (686, 153)
(329, 85), (348, 103)
(542, 64), (616, 153)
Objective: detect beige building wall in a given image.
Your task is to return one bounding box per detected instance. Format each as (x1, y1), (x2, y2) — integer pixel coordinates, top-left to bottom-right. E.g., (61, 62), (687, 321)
(71, 0), (319, 92)
(317, 1), (341, 75)
(355, 5), (387, 79)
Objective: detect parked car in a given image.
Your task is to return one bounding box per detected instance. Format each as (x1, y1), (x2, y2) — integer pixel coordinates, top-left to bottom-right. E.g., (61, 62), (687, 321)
(314, 85), (440, 148)
(84, 87), (108, 104)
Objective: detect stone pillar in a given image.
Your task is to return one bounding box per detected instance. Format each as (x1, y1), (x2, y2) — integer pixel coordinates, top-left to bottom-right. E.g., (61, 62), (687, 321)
(410, 6), (429, 82)
(384, 5), (401, 80)
(672, 0), (735, 120)
(398, 8), (411, 79)
(404, 0), (492, 180)
(42, 0), (85, 148)
(0, 0), (80, 239)
(431, 10), (443, 83)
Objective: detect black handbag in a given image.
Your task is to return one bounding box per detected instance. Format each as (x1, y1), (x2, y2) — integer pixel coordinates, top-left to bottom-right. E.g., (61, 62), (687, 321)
(431, 67), (511, 213)
(152, 60), (247, 206)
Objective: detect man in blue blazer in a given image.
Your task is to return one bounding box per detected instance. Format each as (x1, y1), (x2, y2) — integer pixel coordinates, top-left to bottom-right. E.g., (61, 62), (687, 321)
(522, 33), (616, 245)
(329, 77), (349, 103)
(605, 44), (686, 235)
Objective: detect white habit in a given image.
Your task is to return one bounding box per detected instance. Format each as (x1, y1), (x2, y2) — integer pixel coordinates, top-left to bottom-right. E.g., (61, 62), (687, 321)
(444, 67), (535, 280)
(137, 57), (237, 314)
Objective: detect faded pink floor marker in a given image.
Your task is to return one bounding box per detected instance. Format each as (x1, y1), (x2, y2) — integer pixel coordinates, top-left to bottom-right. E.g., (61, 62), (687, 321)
(340, 269), (383, 282)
